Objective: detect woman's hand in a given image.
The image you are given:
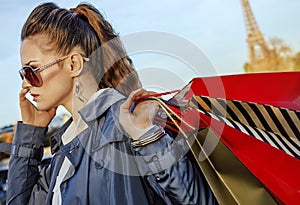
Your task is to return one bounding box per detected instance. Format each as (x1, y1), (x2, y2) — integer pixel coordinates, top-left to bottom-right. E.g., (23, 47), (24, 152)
(119, 89), (159, 140)
(20, 89), (56, 127)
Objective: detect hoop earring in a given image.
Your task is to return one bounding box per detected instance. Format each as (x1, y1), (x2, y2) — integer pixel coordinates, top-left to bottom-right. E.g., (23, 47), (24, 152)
(75, 80), (85, 103)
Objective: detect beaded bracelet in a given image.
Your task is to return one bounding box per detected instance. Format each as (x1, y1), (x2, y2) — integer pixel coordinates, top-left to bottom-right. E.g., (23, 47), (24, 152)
(131, 126), (166, 147)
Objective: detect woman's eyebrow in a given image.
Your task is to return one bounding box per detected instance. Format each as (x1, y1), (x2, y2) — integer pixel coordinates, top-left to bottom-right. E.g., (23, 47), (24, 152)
(24, 60), (38, 66)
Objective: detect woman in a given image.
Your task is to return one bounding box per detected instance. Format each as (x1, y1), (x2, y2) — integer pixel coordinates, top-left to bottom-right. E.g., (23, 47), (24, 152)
(7, 2), (215, 205)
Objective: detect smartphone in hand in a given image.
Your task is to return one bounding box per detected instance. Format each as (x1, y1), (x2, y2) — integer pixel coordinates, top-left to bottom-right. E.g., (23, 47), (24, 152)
(25, 92), (39, 110)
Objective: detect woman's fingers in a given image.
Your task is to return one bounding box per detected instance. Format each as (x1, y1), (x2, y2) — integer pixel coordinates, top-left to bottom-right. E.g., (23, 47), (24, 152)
(19, 89), (29, 105)
(18, 88), (57, 127)
(119, 88), (160, 139)
(120, 88), (145, 114)
(120, 88), (157, 113)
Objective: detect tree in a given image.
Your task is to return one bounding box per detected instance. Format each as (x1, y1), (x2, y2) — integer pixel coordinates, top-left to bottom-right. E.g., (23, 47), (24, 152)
(293, 52), (300, 71)
(269, 37), (294, 71)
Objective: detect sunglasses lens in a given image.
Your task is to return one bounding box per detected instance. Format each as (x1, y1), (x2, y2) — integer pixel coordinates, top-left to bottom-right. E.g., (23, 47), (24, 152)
(20, 67), (42, 87)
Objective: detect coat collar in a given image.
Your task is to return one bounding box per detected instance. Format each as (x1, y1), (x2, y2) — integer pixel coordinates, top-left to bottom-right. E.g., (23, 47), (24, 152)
(50, 88), (126, 154)
(78, 88), (125, 123)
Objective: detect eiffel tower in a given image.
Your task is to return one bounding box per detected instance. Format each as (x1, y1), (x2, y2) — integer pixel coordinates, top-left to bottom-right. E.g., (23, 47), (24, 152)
(241, 0), (277, 72)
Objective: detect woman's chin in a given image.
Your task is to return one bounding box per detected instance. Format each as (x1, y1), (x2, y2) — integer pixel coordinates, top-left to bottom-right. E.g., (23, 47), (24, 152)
(35, 104), (53, 111)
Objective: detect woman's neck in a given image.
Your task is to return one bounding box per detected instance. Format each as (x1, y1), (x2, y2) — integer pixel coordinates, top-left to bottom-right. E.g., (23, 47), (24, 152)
(64, 72), (99, 126)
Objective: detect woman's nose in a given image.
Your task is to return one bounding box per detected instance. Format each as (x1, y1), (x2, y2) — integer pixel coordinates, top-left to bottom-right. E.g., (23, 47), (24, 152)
(22, 78), (32, 89)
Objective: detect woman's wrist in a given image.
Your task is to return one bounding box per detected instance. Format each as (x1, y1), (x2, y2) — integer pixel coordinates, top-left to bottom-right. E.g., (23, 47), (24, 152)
(131, 125), (165, 147)
(125, 120), (153, 140)
(13, 121), (48, 147)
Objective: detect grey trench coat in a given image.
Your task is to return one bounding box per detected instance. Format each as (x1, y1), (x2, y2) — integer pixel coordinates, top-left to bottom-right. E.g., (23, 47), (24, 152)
(7, 89), (215, 205)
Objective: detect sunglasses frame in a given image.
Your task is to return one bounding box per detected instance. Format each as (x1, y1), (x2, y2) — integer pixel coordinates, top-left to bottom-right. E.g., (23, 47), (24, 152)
(19, 55), (70, 87)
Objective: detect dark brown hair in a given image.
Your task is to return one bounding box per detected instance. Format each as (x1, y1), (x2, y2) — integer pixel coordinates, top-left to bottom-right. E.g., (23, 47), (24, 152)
(21, 2), (141, 95)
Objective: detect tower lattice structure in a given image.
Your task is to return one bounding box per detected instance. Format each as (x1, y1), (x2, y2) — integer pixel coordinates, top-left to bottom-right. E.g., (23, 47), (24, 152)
(241, 0), (277, 72)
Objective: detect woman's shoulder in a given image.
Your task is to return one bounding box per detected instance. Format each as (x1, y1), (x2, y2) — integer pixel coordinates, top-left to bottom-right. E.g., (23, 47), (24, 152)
(79, 88), (126, 123)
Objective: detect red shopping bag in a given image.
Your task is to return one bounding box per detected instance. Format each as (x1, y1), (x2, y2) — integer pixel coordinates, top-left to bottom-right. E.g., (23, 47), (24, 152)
(146, 72), (300, 204)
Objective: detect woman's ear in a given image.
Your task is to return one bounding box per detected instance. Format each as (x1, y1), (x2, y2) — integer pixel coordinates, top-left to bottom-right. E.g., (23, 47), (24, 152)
(69, 53), (85, 77)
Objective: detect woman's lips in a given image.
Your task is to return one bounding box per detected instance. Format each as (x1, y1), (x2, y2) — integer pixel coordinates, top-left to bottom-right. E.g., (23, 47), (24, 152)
(31, 93), (39, 101)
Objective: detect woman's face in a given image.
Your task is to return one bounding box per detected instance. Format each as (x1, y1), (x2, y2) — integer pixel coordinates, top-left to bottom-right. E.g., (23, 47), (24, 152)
(20, 35), (74, 111)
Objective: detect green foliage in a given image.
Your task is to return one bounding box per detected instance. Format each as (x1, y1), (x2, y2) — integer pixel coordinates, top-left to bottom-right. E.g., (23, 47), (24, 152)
(293, 52), (300, 71)
(243, 63), (251, 72)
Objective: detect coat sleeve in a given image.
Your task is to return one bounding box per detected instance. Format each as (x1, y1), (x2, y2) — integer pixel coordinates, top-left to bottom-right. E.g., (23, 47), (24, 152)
(6, 122), (50, 205)
(132, 126), (216, 205)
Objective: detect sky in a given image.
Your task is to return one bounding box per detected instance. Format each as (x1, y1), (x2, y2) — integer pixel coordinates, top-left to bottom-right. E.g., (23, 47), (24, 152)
(0, 0), (299, 127)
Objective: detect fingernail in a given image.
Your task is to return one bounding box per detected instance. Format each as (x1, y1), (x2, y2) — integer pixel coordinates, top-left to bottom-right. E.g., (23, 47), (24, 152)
(130, 102), (135, 113)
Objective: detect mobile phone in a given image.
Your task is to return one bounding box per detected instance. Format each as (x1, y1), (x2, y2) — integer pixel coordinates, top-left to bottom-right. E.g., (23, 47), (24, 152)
(25, 92), (39, 110)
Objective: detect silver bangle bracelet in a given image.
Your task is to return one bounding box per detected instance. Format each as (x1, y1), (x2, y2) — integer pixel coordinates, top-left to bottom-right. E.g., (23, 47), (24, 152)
(131, 126), (165, 147)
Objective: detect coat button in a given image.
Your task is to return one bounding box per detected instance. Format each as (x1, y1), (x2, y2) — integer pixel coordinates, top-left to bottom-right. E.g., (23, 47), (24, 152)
(95, 160), (104, 170)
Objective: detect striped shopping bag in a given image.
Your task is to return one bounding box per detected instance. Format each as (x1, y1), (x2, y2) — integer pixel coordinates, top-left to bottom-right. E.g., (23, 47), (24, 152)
(143, 72), (300, 204)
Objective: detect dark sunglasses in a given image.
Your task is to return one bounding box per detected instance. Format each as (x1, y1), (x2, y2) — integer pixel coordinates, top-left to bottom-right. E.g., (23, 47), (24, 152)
(19, 55), (69, 87)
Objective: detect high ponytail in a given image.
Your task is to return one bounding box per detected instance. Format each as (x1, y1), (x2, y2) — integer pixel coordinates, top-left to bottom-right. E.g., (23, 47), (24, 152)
(21, 2), (141, 96)
(71, 4), (142, 96)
